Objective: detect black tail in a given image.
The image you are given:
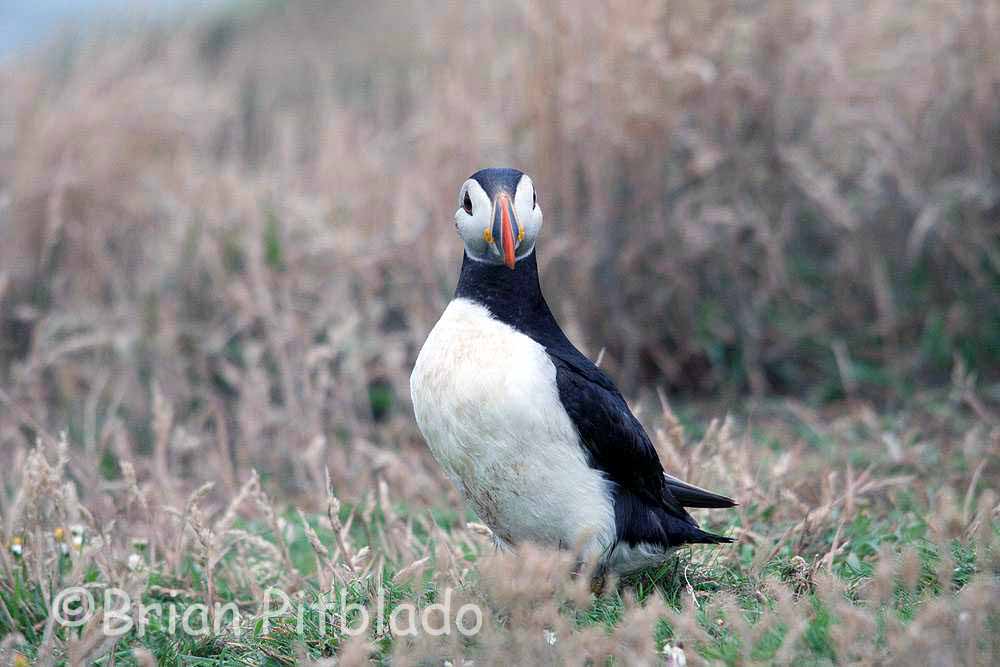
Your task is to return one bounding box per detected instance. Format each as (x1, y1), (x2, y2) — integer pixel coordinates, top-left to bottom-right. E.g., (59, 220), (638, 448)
(664, 473), (736, 509)
(686, 527), (734, 544)
(616, 490), (734, 549)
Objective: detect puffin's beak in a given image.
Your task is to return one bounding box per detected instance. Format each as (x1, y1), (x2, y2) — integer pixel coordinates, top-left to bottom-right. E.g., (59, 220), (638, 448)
(491, 193), (520, 270)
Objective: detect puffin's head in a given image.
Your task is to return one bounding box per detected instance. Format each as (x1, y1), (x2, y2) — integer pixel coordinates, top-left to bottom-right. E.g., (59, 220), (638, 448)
(455, 167), (543, 269)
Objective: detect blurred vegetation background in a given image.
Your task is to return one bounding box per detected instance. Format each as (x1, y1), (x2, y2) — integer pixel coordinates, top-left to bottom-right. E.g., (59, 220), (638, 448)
(0, 0), (998, 463)
(0, 3), (997, 663)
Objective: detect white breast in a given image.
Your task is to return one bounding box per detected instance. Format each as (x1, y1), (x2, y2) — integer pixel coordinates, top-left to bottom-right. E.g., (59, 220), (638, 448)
(410, 298), (615, 557)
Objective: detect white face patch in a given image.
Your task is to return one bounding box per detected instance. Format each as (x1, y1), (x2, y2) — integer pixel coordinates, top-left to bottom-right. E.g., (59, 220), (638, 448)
(511, 174), (542, 259)
(454, 175), (543, 264)
(454, 179), (493, 260)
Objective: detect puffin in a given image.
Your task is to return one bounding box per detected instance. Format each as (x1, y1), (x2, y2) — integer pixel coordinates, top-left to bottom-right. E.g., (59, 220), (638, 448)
(410, 167), (734, 576)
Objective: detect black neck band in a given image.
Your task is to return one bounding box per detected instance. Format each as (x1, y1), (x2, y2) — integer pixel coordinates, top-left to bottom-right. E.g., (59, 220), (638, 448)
(454, 250), (568, 349)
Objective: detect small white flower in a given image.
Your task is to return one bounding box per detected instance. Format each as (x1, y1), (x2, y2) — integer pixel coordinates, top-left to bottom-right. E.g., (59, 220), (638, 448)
(543, 629), (558, 645)
(128, 553), (143, 571)
(10, 537), (23, 557)
(662, 643), (687, 667)
(70, 524), (85, 550)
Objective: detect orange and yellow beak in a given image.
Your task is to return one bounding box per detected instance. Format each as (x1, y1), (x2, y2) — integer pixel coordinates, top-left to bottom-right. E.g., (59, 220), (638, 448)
(490, 193), (521, 270)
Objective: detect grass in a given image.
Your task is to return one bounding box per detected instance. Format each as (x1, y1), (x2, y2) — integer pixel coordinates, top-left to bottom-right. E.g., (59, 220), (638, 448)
(0, 393), (996, 665)
(0, 0), (998, 664)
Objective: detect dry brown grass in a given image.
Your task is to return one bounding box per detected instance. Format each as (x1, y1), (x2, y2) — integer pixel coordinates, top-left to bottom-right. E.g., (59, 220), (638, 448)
(1, 0), (998, 401)
(0, 396), (996, 664)
(0, 0), (998, 664)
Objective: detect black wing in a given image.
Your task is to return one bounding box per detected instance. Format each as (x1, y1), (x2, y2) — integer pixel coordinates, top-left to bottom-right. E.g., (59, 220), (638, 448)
(548, 346), (733, 547)
(450, 250), (732, 546)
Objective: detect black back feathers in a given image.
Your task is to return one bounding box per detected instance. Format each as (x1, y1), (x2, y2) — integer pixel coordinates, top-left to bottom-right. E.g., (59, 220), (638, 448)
(455, 250), (734, 549)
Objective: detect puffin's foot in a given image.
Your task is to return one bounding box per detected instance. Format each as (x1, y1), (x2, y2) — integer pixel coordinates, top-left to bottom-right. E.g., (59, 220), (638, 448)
(570, 542), (611, 595)
(590, 571), (607, 595)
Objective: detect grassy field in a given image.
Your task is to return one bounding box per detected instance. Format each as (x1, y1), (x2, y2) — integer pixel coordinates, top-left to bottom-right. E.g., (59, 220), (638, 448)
(1, 0), (998, 664)
(0, 392), (996, 664)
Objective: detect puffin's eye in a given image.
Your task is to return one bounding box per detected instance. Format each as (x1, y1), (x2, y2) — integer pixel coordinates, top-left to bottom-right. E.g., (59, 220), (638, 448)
(463, 192), (473, 215)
